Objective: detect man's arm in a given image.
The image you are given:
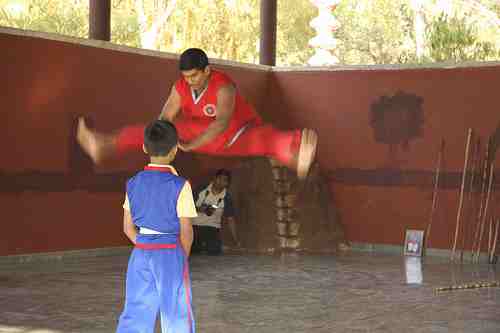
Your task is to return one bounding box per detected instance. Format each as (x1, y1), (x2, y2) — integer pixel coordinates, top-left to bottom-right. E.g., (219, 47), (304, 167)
(179, 84), (235, 152)
(222, 193), (240, 247)
(159, 85), (182, 122)
(179, 217), (194, 256)
(123, 209), (137, 245)
(192, 184), (206, 205)
(224, 216), (240, 247)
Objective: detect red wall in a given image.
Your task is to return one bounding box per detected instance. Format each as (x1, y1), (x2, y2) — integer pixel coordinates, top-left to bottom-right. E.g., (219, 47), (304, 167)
(270, 68), (500, 250)
(2, 29), (499, 255)
(0, 31), (268, 255)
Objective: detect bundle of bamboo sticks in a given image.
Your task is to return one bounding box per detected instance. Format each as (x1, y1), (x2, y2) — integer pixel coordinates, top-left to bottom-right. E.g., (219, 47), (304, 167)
(424, 129), (499, 264)
(447, 129), (499, 264)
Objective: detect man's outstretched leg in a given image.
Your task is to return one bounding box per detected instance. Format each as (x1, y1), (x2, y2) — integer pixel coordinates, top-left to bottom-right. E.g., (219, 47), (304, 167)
(76, 118), (121, 164)
(76, 117), (317, 179)
(76, 117), (210, 164)
(297, 128), (318, 179)
(219, 124), (318, 180)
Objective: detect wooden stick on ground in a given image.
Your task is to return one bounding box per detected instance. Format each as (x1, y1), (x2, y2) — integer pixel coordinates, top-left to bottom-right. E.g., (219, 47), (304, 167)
(451, 128), (473, 261)
(424, 139), (444, 253)
(434, 280), (500, 293)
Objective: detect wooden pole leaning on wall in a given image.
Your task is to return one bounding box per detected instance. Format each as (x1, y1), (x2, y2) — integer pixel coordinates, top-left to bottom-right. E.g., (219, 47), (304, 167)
(466, 139), (482, 257)
(474, 160), (495, 263)
(471, 141), (489, 261)
(424, 139), (445, 253)
(451, 128), (473, 261)
(490, 218), (499, 264)
(487, 217), (493, 263)
(460, 138), (479, 262)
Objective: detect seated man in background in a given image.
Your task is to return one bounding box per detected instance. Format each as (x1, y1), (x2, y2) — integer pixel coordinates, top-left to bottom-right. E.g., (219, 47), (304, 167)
(192, 169), (240, 255)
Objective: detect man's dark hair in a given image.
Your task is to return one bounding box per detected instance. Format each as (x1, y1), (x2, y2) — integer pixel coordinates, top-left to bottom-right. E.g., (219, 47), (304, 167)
(179, 48), (209, 71)
(144, 120), (178, 157)
(215, 169), (231, 182)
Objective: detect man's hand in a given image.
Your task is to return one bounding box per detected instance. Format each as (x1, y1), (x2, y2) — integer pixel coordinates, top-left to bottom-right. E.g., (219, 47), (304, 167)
(176, 84), (235, 152)
(197, 204), (216, 216)
(178, 141), (193, 152)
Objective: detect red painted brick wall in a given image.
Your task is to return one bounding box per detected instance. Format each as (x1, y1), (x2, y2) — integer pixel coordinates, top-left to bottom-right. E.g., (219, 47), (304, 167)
(0, 31), (267, 255)
(2, 30), (499, 255)
(269, 68), (500, 250)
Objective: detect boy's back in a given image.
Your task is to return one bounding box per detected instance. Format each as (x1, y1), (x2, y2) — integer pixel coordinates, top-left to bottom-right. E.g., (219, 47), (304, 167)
(116, 120), (196, 333)
(127, 167), (185, 236)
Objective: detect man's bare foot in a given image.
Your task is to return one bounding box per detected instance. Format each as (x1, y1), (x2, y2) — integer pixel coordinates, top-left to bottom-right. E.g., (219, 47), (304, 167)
(296, 128), (318, 179)
(337, 241), (351, 252)
(76, 117), (106, 164)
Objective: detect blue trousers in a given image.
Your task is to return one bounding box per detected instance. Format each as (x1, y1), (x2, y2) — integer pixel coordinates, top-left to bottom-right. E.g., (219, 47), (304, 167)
(116, 239), (194, 333)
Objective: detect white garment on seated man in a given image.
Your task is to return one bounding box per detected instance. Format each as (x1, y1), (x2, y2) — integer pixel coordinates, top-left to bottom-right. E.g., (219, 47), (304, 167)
(193, 183), (227, 229)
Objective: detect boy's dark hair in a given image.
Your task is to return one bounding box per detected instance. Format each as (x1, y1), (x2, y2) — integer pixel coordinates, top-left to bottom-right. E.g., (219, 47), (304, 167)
(215, 169), (231, 182)
(144, 120), (178, 157)
(179, 48), (209, 71)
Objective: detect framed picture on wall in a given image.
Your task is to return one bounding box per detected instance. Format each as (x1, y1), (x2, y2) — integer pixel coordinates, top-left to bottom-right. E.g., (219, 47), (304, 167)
(404, 229), (424, 257)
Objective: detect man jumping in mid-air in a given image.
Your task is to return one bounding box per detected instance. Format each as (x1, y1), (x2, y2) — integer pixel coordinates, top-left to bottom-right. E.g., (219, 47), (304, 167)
(77, 48), (317, 179)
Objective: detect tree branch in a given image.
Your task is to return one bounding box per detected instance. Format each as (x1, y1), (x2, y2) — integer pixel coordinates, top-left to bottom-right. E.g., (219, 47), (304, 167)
(462, 0), (500, 26)
(150, 0), (177, 32)
(134, 0), (147, 33)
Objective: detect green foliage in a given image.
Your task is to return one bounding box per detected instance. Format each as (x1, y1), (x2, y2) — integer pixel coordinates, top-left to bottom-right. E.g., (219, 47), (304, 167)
(110, 0), (260, 62)
(276, 0), (316, 66)
(111, 0), (140, 48)
(427, 13), (499, 62)
(0, 0), (88, 38)
(164, 0), (260, 63)
(1, 0), (499, 65)
(334, 0), (417, 64)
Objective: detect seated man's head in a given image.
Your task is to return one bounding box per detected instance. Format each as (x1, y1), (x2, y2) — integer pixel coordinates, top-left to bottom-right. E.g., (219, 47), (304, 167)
(143, 120), (178, 162)
(212, 169), (231, 193)
(179, 48), (210, 91)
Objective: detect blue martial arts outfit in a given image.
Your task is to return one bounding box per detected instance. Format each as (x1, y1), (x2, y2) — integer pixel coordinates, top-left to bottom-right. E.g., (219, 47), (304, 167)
(116, 165), (195, 333)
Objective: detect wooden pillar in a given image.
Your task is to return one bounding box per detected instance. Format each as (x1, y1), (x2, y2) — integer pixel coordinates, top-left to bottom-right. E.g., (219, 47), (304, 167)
(259, 0), (277, 66)
(89, 0), (111, 41)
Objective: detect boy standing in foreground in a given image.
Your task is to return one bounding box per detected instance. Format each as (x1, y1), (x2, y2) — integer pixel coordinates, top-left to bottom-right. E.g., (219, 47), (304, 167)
(117, 120), (197, 333)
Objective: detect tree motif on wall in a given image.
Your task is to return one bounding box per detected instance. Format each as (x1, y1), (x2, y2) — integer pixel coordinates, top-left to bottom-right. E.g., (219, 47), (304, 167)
(370, 91), (424, 152)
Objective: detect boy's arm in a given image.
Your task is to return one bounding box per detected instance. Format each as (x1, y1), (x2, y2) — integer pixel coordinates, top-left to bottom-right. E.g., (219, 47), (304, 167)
(123, 209), (137, 244)
(123, 194), (137, 244)
(177, 181), (198, 256)
(179, 217), (193, 255)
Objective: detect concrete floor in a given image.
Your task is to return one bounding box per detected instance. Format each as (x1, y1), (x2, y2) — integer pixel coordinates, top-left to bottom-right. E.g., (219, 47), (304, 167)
(0, 251), (499, 333)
